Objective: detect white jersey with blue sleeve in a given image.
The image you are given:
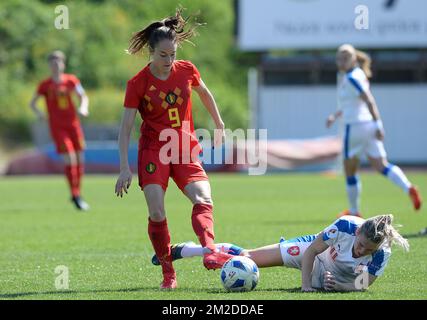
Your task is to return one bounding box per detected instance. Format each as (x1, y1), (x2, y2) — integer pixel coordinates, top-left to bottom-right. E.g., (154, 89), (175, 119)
(337, 67), (373, 124)
(316, 215), (391, 286)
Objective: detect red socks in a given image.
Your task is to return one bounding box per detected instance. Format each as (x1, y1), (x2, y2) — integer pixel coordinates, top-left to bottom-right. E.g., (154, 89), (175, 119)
(148, 218), (175, 276)
(64, 165), (79, 197)
(64, 163), (84, 198)
(191, 203), (215, 251)
(77, 163), (84, 187)
(147, 204), (214, 278)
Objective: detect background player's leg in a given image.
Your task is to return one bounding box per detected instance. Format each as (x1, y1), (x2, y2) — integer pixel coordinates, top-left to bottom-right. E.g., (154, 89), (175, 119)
(76, 151), (85, 191)
(64, 151), (89, 211)
(143, 184), (176, 288)
(369, 156), (421, 210)
(70, 126), (86, 195)
(71, 151), (89, 210)
(62, 151), (80, 198)
(343, 157), (362, 216)
(370, 156), (411, 192)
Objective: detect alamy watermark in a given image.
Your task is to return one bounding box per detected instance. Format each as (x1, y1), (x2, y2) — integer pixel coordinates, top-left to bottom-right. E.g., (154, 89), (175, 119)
(158, 121), (268, 175)
(354, 270), (370, 290)
(54, 5), (70, 30)
(54, 265), (69, 290)
(354, 5), (369, 30)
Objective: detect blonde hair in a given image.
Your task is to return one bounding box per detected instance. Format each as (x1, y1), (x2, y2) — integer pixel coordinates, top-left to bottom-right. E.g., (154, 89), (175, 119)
(359, 214), (409, 252)
(47, 50), (66, 62)
(338, 44), (372, 78)
(355, 49), (372, 78)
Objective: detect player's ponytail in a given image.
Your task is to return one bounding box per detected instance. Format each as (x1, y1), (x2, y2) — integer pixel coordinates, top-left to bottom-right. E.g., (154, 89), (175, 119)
(355, 49), (372, 78)
(127, 8), (201, 55)
(127, 22), (164, 55)
(360, 214), (409, 252)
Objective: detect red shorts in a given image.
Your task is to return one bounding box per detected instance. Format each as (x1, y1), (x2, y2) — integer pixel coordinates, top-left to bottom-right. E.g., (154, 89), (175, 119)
(138, 148), (209, 192)
(51, 125), (85, 154)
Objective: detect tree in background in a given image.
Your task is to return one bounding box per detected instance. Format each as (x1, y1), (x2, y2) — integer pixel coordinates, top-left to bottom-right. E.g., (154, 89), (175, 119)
(0, 0), (257, 144)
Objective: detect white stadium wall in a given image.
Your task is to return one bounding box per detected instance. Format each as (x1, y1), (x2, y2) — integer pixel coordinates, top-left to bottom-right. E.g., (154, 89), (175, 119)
(238, 0), (427, 50)
(257, 84), (427, 163)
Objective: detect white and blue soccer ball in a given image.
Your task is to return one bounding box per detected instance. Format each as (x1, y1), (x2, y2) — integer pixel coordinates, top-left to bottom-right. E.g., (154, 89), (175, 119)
(220, 256), (259, 292)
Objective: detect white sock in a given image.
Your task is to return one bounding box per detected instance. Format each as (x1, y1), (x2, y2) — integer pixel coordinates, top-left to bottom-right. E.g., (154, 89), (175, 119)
(181, 243), (204, 257)
(384, 165), (411, 194)
(181, 243), (237, 257)
(346, 176), (361, 214)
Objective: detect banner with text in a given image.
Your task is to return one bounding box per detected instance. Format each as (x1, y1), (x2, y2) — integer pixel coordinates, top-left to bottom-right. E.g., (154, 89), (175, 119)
(238, 0), (427, 50)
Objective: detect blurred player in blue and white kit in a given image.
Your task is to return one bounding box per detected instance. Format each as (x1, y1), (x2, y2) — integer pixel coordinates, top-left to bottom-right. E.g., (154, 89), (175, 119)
(326, 44), (422, 217)
(152, 214), (409, 292)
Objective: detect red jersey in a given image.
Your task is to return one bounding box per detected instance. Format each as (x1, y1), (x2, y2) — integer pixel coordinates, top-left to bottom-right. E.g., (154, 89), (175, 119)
(123, 60), (201, 154)
(37, 74), (81, 129)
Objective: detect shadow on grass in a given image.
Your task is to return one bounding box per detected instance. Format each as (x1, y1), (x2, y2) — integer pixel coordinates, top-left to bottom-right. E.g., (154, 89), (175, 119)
(203, 287), (302, 294)
(0, 287), (158, 299)
(1, 286), (232, 299)
(402, 228), (427, 239)
(205, 287), (353, 295)
(1, 286), (352, 298)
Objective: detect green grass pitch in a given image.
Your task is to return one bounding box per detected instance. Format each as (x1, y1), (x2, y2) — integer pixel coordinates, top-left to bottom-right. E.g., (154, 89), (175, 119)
(0, 172), (426, 300)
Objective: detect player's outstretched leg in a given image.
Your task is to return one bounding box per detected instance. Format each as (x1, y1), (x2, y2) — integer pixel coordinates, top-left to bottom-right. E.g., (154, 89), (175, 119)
(151, 242), (244, 266)
(152, 241), (192, 266)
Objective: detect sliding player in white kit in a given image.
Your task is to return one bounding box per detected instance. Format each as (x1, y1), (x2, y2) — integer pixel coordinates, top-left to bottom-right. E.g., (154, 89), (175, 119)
(326, 44), (422, 217)
(151, 214), (409, 292)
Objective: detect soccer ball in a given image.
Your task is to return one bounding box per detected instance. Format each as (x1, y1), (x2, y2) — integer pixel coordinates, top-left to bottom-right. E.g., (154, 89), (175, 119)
(220, 256), (259, 292)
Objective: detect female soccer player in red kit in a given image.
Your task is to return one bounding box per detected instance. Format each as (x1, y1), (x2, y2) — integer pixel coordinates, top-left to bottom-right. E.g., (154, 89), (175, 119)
(114, 10), (234, 289)
(30, 50), (90, 211)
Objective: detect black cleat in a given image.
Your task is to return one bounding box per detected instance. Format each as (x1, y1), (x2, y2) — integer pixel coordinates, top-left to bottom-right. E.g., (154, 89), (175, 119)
(151, 242), (193, 266)
(71, 196), (90, 211)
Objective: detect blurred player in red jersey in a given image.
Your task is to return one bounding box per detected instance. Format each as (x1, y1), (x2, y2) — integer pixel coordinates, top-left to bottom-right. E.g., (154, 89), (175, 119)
(30, 50), (90, 211)
(114, 9), (234, 289)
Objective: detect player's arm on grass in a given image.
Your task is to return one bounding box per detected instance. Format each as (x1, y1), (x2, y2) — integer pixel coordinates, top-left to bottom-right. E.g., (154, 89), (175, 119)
(74, 83), (89, 117)
(29, 92), (45, 120)
(324, 270), (377, 292)
(359, 89), (384, 140)
(301, 232), (329, 292)
(193, 79), (225, 147)
(115, 108), (137, 197)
